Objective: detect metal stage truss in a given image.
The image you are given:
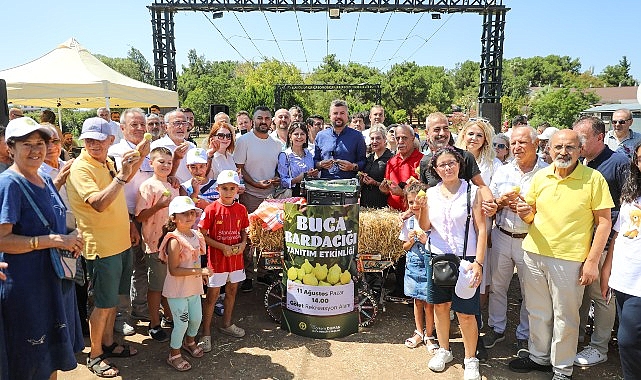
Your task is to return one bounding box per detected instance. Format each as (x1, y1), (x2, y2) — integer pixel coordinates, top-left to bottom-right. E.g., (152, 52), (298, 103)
(149, 0), (508, 124)
(274, 83), (381, 110)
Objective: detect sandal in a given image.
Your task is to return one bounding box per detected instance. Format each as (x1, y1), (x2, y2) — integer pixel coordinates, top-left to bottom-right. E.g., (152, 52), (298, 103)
(182, 340), (204, 358)
(102, 342), (138, 358)
(424, 335), (440, 354)
(219, 324), (245, 338)
(404, 329), (424, 348)
(166, 353), (191, 372)
(200, 336), (212, 353)
(87, 354), (119, 378)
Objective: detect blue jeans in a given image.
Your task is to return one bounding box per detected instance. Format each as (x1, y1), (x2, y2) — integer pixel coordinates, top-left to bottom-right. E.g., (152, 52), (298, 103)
(167, 295), (203, 350)
(614, 290), (641, 380)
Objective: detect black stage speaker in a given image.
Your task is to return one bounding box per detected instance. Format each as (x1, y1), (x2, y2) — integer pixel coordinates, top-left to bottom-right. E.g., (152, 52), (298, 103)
(479, 102), (503, 135)
(0, 80), (9, 127)
(209, 104), (230, 126)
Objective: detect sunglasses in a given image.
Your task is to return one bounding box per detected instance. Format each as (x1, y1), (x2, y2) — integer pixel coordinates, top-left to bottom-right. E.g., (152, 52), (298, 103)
(216, 133), (232, 140)
(612, 119), (631, 125)
(493, 143), (507, 149)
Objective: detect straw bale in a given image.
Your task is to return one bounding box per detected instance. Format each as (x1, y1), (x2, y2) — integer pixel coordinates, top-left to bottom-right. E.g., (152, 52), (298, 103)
(358, 207), (404, 261)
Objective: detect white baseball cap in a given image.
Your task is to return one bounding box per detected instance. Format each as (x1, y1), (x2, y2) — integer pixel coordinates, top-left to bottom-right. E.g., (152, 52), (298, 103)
(168, 196), (202, 216)
(186, 148), (208, 165)
(216, 169), (241, 186)
(454, 260), (477, 300)
(5, 117), (54, 140)
(538, 127), (560, 141)
(79, 117), (114, 141)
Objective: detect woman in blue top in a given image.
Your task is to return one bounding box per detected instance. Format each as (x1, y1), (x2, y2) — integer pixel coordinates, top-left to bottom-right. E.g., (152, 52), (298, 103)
(0, 118), (84, 380)
(277, 122), (319, 197)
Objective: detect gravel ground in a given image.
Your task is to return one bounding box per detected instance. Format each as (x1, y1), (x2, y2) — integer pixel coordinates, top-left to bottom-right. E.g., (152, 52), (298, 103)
(62, 274), (624, 380)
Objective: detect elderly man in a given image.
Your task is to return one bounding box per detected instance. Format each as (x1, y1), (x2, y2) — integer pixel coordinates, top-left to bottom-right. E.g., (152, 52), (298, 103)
(270, 108), (290, 149)
(234, 106), (282, 292)
(145, 113), (164, 141)
(108, 108), (154, 334)
(509, 129), (613, 380)
(572, 116), (628, 367)
(485, 126), (548, 355)
(150, 109), (195, 183)
(605, 108), (640, 158)
(314, 99), (367, 179)
(289, 105), (303, 123)
(97, 107), (123, 144)
(379, 124), (423, 210)
(67, 117), (141, 377)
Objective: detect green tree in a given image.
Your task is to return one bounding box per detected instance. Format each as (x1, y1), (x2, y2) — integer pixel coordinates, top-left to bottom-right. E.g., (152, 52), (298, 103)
(529, 86), (600, 128)
(600, 56), (637, 86)
(95, 49), (153, 84)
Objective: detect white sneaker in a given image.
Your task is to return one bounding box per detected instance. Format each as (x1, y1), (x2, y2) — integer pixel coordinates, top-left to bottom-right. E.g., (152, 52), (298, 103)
(114, 318), (135, 336)
(428, 347), (453, 372)
(574, 345), (607, 366)
(464, 357), (481, 380)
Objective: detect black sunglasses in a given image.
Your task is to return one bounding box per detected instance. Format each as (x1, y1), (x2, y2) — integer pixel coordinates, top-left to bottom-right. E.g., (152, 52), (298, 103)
(493, 143), (507, 149)
(612, 119), (631, 125)
(216, 133), (232, 140)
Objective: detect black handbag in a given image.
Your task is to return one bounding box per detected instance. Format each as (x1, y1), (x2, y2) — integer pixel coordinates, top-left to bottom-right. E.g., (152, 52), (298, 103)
(429, 181), (471, 287)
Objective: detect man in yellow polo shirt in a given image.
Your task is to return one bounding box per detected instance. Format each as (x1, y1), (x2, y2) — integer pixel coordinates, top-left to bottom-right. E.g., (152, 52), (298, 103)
(508, 129), (613, 380)
(67, 117), (141, 378)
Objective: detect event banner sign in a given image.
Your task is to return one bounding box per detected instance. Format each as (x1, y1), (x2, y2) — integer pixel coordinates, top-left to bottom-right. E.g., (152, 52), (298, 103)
(281, 203), (359, 338)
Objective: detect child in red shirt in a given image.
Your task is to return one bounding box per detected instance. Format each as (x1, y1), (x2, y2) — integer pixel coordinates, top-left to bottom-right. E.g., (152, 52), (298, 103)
(198, 170), (249, 352)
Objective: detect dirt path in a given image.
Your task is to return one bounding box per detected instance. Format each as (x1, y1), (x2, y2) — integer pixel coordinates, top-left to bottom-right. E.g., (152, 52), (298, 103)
(62, 275), (623, 379)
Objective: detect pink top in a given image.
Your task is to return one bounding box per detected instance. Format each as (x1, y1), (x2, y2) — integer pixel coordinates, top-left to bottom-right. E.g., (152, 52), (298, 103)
(136, 177), (179, 253)
(159, 230), (206, 299)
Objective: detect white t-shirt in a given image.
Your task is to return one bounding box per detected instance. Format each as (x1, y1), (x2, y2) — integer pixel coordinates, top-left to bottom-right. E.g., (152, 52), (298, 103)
(234, 131), (282, 199)
(150, 135), (196, 183)
(207, 151), (237, 181)
(109, 121), (124, 145)
(108, 139), (154, 214)
(609, 200), (641, 297)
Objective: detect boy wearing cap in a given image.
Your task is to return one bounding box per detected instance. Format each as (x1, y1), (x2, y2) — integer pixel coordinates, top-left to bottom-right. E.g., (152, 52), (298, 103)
(181, 148), (219, 208)
(198, 170), (249, 352)
(135, 146), (179, 342)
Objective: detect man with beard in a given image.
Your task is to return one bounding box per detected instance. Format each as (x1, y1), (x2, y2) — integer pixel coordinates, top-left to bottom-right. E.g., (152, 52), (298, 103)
(145, 114), (164, 141)
(314, 100), (367, 179)
(270, 108), (290, 150)
(509, 129), (613, 380)
(234, 106), (282, 292)
(150, 109), (195, 183)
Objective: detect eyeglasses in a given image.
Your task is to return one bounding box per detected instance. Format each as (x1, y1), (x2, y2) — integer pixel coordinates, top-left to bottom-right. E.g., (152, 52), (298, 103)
(216, 133), (232, 140)
(612, 119), (632, 125)
(170, 121), (189, 126)
(493, 143), (507, 149)
(436, 160), (458, 169)
(552, 144), (578, 152)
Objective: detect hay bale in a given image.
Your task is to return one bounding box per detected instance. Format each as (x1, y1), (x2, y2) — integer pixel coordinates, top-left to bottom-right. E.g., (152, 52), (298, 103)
(249, 207), (405, 262)
(358, 207), (404, 261)
(248, 219), (284, 252)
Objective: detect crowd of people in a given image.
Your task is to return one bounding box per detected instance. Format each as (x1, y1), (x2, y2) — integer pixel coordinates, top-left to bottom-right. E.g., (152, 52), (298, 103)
(0, 102), (639, 380)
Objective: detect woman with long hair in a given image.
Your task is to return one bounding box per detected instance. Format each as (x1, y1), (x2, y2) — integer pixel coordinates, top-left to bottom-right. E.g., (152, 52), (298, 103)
(205, 121), (238, 181)
(277, 122), (319, 196)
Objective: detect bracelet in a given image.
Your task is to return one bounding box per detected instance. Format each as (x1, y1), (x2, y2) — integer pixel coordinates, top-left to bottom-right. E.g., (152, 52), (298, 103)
(29, 236), (39, 250)
(114, 176), (126, 185)
(474, 259), (483, 269)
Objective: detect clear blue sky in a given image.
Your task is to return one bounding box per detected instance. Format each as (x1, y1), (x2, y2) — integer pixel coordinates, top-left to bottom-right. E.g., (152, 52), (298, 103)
(1, 0), (640, 83)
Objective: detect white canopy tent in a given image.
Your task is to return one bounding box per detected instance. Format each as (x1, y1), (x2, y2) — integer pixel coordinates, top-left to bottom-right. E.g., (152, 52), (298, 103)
(0, 37), (178, 110)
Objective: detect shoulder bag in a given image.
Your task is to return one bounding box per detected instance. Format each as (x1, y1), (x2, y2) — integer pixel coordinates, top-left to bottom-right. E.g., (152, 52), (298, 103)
(8, 171), (85, 285)
(429, 180), (471, 287)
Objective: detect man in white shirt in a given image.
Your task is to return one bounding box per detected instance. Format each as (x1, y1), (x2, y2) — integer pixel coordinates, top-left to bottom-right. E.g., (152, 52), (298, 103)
(234, 106), (282, 291)
(150, 109), (195, 182)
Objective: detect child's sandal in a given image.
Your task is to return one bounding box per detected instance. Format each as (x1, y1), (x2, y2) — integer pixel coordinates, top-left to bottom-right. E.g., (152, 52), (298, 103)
(404, 329), (424, 348)
(182, 341), (204, 358)
(167, 354), (191, 372)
